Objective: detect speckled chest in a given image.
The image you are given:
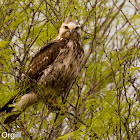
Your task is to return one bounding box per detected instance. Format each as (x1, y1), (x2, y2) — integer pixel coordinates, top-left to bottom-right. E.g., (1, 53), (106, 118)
(39, 40), (84, 88)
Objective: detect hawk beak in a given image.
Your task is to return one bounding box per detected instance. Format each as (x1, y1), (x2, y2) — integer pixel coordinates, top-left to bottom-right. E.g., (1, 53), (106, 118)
(69, 26), (75, 34)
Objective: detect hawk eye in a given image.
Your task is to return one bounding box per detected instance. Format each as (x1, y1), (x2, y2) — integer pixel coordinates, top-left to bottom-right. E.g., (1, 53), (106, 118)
(64, 26), (68, 29)
(75, 26), (79, 30)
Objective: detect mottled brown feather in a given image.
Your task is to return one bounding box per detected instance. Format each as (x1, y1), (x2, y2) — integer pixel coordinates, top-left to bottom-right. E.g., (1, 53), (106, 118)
(27, 39), (68, 80)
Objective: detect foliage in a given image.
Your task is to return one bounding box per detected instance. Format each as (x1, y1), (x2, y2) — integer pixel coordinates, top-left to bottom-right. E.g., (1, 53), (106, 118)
(0, 0), (140, 139)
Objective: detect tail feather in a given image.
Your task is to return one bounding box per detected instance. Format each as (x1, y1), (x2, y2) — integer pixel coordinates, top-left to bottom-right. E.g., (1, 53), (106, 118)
(4, 111), (21, 124)
(2, 91), (38, 124)
(0, 94), (17, 113)
(0, 80), (32, 113)
(0, 78), (37, 124)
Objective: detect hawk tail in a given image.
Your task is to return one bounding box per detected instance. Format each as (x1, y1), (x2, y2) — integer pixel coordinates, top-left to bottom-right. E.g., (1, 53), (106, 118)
(0, 80), (32, 113)
(3, 111), (21, 124)
(2, 91), (38, 124)
(0, 95), (17, 113)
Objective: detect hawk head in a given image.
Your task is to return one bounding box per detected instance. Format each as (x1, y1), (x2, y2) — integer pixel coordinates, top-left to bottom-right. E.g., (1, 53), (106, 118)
(58, 20), (81, 39)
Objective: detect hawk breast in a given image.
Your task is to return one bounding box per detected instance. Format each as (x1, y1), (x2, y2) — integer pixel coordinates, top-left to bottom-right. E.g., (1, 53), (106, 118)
(39, 39), (84, 89)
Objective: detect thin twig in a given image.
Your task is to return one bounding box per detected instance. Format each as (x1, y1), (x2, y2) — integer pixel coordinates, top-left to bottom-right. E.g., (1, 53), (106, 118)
(47, 112), (59, 139)
(113, 0), (140, 38)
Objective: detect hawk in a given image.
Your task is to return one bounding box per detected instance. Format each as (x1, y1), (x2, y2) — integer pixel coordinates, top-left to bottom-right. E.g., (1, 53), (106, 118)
(0, 20), (84, 124)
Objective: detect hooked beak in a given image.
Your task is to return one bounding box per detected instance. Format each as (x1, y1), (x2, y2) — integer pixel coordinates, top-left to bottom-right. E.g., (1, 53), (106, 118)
(69, 26), (75, 34)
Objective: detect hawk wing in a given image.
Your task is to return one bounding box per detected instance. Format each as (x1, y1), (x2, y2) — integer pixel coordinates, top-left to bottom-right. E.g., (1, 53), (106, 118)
(27, 38), (68, 80)
(0, 38), (68, 113)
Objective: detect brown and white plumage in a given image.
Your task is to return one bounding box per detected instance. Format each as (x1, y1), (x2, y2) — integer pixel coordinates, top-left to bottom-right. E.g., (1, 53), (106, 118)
(0, 20), (84, 124)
